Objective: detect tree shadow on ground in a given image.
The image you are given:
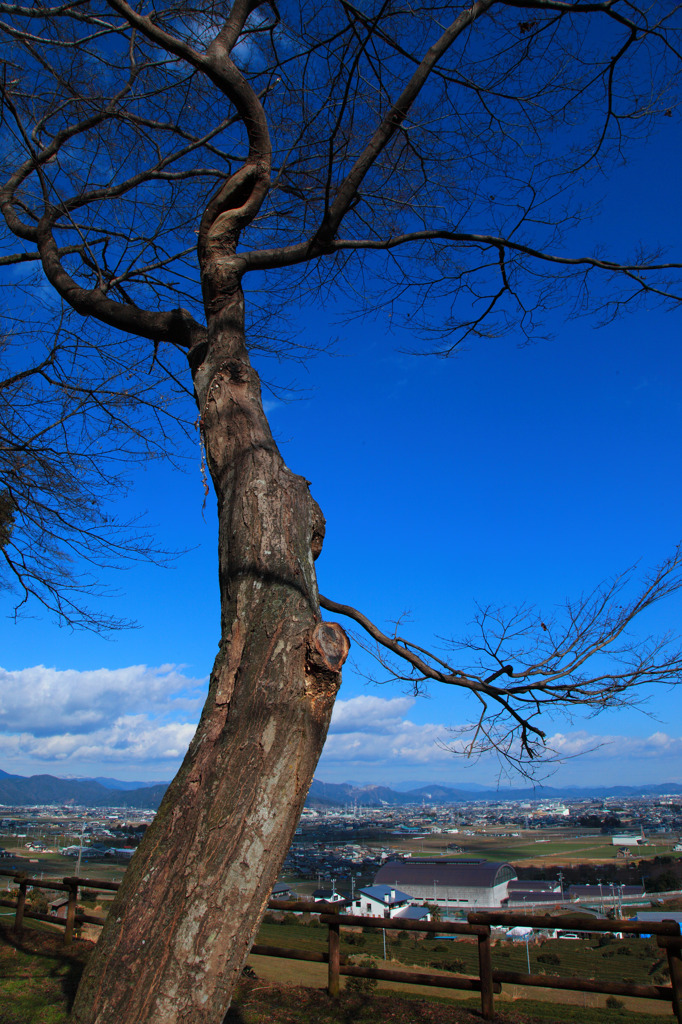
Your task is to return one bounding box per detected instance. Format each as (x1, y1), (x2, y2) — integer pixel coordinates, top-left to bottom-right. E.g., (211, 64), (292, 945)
(0, 920), (91, 1012)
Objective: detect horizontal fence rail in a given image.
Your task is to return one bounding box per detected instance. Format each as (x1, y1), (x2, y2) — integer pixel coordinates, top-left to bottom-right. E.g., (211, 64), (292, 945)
(1, 869), (681, 1021)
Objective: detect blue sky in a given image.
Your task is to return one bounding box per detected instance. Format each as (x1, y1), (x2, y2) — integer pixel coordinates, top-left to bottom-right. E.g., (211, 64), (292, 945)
(1, 129), (681, 792)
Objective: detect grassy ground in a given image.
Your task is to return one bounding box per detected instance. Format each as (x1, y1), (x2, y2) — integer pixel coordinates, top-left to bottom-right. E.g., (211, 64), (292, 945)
(256, 919), (670, 987)
(0, 922), (90, 1023)
(0, 923), (673, 1024)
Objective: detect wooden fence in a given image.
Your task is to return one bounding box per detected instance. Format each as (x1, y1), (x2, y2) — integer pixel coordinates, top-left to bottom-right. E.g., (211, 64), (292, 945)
(2, 869), (681, 1021)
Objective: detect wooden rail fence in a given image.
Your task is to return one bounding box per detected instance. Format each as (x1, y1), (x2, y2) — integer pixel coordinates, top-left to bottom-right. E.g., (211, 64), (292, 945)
(2, 870), (681, 1020)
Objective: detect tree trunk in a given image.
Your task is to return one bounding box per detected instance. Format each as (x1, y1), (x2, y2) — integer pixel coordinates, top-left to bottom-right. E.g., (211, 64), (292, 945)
(71, 283), (348, 1024)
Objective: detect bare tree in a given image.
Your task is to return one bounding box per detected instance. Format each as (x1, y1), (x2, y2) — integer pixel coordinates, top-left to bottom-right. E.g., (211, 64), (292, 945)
(322, 547), (682, 775)
(0, 0), (681, 1021)
(0, 311), (191, 628)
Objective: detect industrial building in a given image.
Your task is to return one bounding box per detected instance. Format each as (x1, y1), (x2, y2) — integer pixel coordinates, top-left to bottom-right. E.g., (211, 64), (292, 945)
(374, 858), (517, 910)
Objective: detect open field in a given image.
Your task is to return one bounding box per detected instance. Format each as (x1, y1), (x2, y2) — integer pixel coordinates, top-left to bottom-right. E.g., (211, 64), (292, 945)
(256, 919), (671, 989)
(0, 921), (674, 1024)
(247, 954), (671, 1017)
(393, 830), (682, 867)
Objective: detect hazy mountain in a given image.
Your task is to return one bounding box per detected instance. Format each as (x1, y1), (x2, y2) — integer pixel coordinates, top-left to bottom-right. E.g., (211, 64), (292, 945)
(307, 780), (406, 806)
(390, 780), (491, 793)
(0, 772), (166, 809)
(1, 770), (680, 810)
(91, 777), (167, 791)
(306, 779), (682, 807)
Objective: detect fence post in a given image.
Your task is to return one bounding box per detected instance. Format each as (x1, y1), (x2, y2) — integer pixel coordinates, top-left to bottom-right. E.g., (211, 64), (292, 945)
(477, 926), (494, 1020)
(327, 921), (340, 998)
(664, 940), (682, 1024)
(14, 874), (27, 938)
(63, 879), (78, 945)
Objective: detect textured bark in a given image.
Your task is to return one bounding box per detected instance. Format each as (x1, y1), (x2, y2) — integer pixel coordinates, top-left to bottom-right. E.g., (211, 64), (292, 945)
(71, 281), (347, 1024)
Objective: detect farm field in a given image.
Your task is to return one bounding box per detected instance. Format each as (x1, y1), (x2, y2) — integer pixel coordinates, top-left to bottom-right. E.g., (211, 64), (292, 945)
(393, 830), (682, 867)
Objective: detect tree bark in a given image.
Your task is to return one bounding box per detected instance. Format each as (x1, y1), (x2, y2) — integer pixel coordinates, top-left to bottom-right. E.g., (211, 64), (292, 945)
(71, 280), (348, 1024)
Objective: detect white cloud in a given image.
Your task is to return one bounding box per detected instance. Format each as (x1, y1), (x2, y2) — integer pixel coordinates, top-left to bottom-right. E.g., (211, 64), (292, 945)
(0, 664), (204, 775)
(329, 695), (416, 735)
(2, 718), (197, 766)
(322, 695), (453, 766)
(0, 664), (206, 736)
(548, 729), (682, 760)
(3, 666), (681, 785)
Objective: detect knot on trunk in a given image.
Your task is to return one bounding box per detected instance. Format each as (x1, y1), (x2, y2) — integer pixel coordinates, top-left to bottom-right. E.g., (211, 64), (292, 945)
(222, 358), (249, 384)
(307, 621), (350, 675)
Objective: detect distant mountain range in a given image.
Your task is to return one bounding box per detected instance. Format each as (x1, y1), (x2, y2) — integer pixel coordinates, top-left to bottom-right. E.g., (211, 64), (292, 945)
(0, 770), (167, 810)
(306, 778), (682, 807)
(1, 769), (681, 810)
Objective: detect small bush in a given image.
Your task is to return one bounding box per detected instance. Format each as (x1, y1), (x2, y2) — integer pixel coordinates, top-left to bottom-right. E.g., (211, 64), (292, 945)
(605, 996), (624, 1009)
(442, 958), (466, 974)
(28, 893), (50, 915)
(346, 958), (378, 995)
(537, 952), (561, 965)
(616, 946), (633, 955)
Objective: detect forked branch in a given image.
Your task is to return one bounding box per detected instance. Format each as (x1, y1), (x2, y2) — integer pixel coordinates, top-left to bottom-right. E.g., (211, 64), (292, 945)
(320, 545), (682, 767)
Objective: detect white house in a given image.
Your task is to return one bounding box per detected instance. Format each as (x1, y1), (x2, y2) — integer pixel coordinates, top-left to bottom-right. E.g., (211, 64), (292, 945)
(312, 888), (350, 908)
(351, 884), (430, 921)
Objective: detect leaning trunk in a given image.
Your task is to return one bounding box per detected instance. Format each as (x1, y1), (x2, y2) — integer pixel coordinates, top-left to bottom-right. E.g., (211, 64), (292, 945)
(71, 287), (348, 1024)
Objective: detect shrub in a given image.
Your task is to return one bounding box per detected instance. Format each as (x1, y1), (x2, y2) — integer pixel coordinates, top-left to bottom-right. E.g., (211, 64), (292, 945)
(442, 958), (466, 974)
(537, 952), (561, 966)
(346, 958), (378, 995)
(605, 996), (624, 1009)
(28, 893), (50, 915)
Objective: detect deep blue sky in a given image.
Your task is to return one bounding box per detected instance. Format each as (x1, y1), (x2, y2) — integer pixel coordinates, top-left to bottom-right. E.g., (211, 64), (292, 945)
(1, 127), (681, 790)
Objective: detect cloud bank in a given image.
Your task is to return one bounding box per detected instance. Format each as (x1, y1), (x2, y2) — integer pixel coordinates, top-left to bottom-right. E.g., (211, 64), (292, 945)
(1, 666), (681, 785)
(0, 664), (205, 774)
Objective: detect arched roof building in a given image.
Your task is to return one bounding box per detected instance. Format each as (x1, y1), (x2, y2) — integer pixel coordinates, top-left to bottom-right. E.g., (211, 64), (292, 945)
(374, 858), (517, 910)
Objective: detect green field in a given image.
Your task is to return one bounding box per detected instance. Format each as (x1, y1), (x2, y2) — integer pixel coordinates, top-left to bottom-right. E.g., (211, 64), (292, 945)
(394, 831), (682, 866)
(256, 918), (670, 987)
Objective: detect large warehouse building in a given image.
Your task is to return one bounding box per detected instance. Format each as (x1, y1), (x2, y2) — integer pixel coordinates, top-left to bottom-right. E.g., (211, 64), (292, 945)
(374, 858), (517, 910)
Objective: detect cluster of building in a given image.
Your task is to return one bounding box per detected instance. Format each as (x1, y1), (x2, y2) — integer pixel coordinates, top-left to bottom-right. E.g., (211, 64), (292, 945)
(281, 857), (651, 920)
